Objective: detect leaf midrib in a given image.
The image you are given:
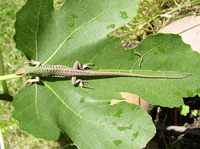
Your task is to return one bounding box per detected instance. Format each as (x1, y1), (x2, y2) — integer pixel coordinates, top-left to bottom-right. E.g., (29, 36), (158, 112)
(43, 82), (118, 127)
(42, 82), (140, 148)
(42, 0), (120, 64)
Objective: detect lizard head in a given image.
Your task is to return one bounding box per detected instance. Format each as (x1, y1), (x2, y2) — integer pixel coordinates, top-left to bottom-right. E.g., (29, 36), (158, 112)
(15, 67), (28, 75)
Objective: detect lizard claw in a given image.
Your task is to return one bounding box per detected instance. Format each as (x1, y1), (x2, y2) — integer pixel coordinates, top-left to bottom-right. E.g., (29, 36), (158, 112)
(79, 81), (94, 89)
(82, 85), (94, 89)
(82, 63), (95, 70)
(71, 77), (93, 89)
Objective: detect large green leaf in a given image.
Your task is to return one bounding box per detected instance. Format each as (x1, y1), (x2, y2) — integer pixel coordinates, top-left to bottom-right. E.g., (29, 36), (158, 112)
(13, 0), (200, 148)
(14, 0), (139, 64)
(13, 0), (157, 148)
(14, 84), (155, 148)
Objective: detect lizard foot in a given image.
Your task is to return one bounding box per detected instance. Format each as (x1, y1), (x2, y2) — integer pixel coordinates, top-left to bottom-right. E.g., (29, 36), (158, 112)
(26, 76), (40, 85)
(71, 77), (93, 89)
(71, 77), (84, 87)
(82, 63), (95, 70)
(28, 60), (42, 67)
(73, 60), (94, 70)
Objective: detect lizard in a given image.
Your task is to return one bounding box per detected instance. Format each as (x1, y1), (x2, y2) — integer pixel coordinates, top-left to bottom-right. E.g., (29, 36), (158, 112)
(15, 60), (191, 88)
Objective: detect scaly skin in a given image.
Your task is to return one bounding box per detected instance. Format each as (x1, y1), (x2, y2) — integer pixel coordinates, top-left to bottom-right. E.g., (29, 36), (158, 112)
(15, 64), (191, 79)
(15, 60), (191, 87)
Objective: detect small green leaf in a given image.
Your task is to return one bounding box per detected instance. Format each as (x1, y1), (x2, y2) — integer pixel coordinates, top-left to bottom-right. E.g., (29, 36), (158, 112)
(180, 105), (190, 116)
(191, 110), (198, 117)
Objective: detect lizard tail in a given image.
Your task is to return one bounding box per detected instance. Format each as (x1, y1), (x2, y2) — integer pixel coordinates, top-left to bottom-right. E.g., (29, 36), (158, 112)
(77, 70), (191, 79)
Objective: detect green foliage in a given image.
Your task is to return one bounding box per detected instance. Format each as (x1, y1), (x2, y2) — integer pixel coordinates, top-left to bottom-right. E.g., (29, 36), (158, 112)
(180, 105), (190, 116)
(0, 0), (59, 148)
(180, 105), (199, 117)
(191, 110), (198, 117)
(12, 0), (200, 148)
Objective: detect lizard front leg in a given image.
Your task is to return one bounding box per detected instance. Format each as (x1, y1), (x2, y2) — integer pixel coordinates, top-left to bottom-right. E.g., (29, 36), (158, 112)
(26, 76), (40, 85)
(28, 60), (42, 67)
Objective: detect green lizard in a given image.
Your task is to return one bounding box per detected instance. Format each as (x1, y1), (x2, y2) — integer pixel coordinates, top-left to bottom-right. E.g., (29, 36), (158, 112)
(15, 60), (191, 88)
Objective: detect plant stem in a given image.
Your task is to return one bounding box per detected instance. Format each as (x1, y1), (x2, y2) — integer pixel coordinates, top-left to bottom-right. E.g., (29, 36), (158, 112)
(163, 0), (200, 16)
(139, 0), (200, 29)
(0, 74), (24, 101)
(0, 74), (23, 81)
(0, 49), (21, 102)
(0, 48), (9, 94)
(0, 129), (5, 149)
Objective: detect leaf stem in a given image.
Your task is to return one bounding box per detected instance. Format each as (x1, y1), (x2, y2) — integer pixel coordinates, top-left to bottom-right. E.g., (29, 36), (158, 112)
(0, 73), (23, 102)
(0, 48), (9, 94)
(0, 128), (5, 149)
(0, 49), (18, 102)
(0, 74), (23, 81)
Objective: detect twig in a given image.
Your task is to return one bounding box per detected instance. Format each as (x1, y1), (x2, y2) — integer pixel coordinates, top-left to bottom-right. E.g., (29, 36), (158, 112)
(158, 125), (200, 135)
(178, 23), (200, 34)
(0, 93), (13, 102)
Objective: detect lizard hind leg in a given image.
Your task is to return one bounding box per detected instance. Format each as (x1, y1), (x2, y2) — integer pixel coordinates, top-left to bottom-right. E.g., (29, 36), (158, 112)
(72, 61), (94, 89)
(28, 60), (42, 67)
(71, 77), (85, 88)
(71, 77), (93, 89)
(73, 60), (94, 70)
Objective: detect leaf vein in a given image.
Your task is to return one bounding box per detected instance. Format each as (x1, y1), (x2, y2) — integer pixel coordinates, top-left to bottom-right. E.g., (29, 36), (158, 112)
(43, 82), (118, 128)
(34, 84), (49, 138)
(43, 0), (120, 64)
(35, 0), (43, 60)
